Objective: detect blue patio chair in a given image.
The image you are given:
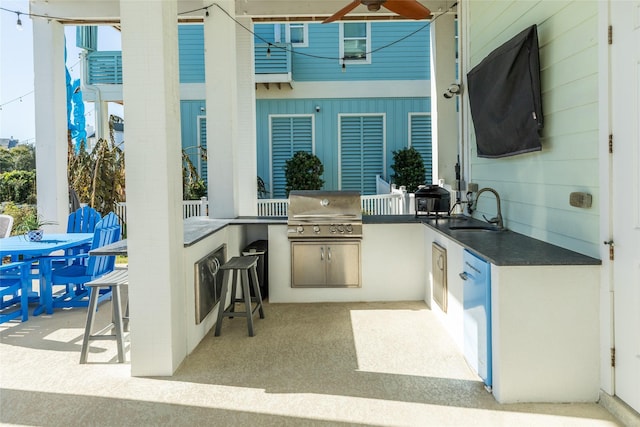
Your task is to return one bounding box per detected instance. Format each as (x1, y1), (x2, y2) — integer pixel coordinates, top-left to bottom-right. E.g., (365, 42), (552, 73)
(47, 212), (121, 310)
(65, 206), (102, 260)
(0, 261), (32, 324)
(68, 206), (102, 234)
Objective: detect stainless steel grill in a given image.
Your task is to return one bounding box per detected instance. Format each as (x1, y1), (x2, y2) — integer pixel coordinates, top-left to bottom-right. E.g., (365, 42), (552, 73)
(287, 190), (362, 239)
(287, 191), (362, 288)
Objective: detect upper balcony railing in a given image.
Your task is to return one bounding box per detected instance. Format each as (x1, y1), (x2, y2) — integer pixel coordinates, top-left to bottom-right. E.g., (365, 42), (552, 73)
(254, 43), (291, 76)
(86, 44), (292, 86)
(87, 51), (123, 85)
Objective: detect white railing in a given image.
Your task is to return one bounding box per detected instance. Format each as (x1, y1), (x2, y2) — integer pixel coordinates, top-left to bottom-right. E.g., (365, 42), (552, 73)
(257, 198), (289, 216)
(376, 175), (391, 194)
(256, 193), (407, 217)
(361, 193), (406, 215)
(114, 194), (406, 228)
(114, 197), (209, 229)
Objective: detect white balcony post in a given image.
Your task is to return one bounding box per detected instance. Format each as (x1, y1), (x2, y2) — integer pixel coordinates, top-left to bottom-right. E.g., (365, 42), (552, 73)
(204, 1), (238, 218)
(120, 0), (185, 376)
(33, 19), (68, 230)
(235, 17), (259, 216)
(430, 13), (458, 186)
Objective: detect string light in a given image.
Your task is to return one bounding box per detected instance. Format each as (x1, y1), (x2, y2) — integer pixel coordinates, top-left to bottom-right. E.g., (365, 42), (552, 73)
(0, 2), (458, 72)
(0, 91), (34, 110)
(207, 2), (457, 71)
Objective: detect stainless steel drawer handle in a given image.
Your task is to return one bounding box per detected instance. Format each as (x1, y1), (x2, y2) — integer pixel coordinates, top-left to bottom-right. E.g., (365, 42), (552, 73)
(459, 272), (469, 280)
(321, 247), (324, 261)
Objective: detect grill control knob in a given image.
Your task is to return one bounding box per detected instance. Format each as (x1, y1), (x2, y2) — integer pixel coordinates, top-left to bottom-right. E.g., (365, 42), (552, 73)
(296, 225), (304, 234)
(337, 224), (345, 233)
(329, 225), (337, 233)
(313, 225), (321, 234)
(345, 224), (353, 233)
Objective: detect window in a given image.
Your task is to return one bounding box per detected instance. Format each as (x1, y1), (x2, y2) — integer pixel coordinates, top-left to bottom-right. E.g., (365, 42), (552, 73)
(339, 114), (385, 195)
(409, 113), (433, 183)
(270, 115), (315, 198)
(183, 115), (208, 188)
(340, 22), (371, 64)
(286, 23), (308, 47)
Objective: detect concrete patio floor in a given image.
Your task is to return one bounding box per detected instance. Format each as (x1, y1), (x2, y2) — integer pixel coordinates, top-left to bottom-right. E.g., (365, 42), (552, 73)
(0, 297), (626, 426)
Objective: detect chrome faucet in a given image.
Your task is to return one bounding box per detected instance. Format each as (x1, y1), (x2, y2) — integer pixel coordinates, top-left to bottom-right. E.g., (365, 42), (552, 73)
(474, 187), (504, 229)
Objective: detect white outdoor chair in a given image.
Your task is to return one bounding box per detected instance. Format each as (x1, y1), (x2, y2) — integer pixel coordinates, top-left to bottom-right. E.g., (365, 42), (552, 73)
(0, 214), (14, 238)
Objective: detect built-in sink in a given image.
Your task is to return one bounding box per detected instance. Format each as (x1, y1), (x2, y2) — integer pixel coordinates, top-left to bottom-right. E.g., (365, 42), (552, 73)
(448, 224), (503, 232)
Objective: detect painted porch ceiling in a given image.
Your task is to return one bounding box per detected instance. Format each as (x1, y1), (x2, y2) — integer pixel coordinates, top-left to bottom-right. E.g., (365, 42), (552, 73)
(30, 0), (452, 23)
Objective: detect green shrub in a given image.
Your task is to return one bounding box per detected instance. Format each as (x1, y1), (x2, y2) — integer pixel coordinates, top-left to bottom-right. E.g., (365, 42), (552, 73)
(185, 179), (207, 200)
(284, 151), (324, 196)
(0, 170), (36, 204)
(0, 145), (36, 173)
(390, 147), (426, 193)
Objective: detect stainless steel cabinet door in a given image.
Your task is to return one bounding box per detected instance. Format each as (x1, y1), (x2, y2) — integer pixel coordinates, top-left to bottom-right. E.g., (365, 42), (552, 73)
(291, 242), (326, 287)
(291, 241), (361, 288)
(325, 242), (361, 287)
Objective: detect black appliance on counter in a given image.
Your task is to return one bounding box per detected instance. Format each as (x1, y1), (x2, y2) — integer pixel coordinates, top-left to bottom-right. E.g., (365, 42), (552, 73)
(414, 185), (451, 217)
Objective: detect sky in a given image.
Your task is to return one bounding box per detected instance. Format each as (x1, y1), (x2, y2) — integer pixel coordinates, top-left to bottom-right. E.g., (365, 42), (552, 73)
(0, 0), (121, 144)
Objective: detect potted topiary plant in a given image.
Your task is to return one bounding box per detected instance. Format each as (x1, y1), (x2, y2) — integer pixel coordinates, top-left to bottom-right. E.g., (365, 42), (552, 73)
(284, 151), (325, 196)
(390, 147), (426, 193)
(16, 208), (56, 242)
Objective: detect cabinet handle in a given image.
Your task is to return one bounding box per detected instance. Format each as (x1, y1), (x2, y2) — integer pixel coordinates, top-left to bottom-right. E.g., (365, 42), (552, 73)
(459, 272), (469, 280)
(327, 247), (332, 262)
(321, 247), (324, 261)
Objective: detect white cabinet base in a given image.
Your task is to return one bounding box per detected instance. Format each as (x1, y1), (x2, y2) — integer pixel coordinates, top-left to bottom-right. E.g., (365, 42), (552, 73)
(491, 265), (600, 403)
(269, 224), (425, 303)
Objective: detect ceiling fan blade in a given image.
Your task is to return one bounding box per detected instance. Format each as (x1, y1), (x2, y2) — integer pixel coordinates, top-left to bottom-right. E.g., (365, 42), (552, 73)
(382, 0), (431, 20)
(323, 0), (362, 24)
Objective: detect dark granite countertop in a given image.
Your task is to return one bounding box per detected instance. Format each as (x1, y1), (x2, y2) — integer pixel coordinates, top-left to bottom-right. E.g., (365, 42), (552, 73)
(364, 214), (600, 266)
(184, 216), (287, 246)
(183, 215), (599, 267)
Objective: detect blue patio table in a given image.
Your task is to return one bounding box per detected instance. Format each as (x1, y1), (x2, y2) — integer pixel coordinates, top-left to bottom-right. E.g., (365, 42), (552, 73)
(0, 233), (94, 315)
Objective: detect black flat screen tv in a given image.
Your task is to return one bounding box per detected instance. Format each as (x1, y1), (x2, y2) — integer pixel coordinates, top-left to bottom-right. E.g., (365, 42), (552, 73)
(467, 25), (544, 158)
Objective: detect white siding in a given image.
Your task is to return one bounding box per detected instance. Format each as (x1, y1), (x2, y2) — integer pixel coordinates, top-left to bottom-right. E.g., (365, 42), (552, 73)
(464, 0), (599, 257)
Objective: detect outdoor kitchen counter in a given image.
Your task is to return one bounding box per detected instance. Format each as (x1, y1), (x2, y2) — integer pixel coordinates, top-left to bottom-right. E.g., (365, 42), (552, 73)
(364, 215), (601, 266)
(183, 216), (286, 246)
(184, 215), (599, 266)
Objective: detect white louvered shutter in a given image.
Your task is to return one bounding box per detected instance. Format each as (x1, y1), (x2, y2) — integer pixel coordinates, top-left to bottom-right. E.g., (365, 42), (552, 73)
(271, 116), (313, 198)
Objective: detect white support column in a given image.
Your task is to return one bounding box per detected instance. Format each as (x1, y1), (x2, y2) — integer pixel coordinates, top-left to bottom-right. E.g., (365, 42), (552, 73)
(236, 17), (258, 216)
(120, 0), (186, 376)
(204, 1), (239, 218)
(33, 19), (68, 230)
(96, 100), (110, 142)
(430, 13), (458, 187)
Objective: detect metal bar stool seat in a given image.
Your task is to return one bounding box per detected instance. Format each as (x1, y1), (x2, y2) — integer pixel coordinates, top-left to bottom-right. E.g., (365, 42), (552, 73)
(79, 268), (129, 364)
(214, 256), (265, 337)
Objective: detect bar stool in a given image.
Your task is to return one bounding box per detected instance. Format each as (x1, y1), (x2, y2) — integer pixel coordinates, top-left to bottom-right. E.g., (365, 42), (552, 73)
(214, 256), (265, 337)
(80, 268), (129, 364)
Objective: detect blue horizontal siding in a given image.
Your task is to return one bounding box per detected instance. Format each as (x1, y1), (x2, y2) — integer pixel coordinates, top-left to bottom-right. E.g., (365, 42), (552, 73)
(256, 97), (430, 195)
(254, 25), (276, 44)
(252, 21), (430, 82)
(178, 25), (205, 83)
(290, 21), (430, 81)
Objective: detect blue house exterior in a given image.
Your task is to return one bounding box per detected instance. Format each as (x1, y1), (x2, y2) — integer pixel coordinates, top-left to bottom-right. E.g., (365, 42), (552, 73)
(176, 21), (432, 197)
(84, 21), (432, 197)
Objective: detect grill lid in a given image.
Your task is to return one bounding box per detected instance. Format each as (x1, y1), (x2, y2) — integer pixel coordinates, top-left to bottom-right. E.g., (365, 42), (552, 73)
(288, 190), (362, 223)
(414, 185), (450, 199)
